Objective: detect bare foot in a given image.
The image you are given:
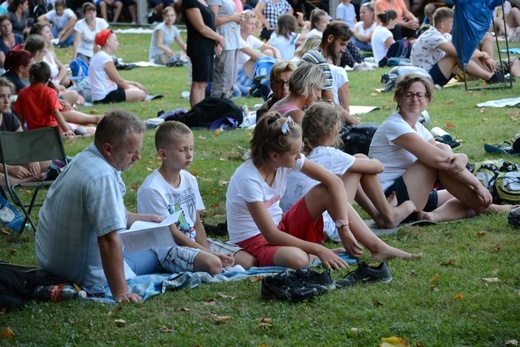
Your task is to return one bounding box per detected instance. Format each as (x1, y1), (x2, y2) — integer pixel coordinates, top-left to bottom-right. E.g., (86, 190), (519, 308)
(371, 245), (423, 260)
(416, 210), (435, 221)
(384, 200), (416, 229)
(387, 191), (398, 207)
(489, 204), (518, 213)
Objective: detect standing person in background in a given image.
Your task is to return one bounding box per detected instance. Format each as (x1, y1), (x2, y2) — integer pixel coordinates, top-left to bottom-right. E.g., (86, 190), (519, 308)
(149, 6), (188, 65)
(336, 0), (356, 29)
(268, 13), (307, 61)
(37, 0), (78, 48)
(254, 0), (293, 41)
(0, 16), (23, 70)
(182, 0), (225, 107)
(374, 0), (419, 40)
(97, 0), (124, 24)
(351, 2), (376, 51)
(7, 0), (29, 37)
(72, 2), (109, 63)
(209, 0), (242, 98)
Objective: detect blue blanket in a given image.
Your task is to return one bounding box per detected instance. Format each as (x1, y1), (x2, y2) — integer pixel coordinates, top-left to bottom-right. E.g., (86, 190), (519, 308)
(87, 253), (357, 303)
(500, 48), (520, 54)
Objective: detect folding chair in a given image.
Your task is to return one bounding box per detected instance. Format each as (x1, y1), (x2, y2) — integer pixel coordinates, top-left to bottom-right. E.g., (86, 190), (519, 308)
(0, 127), (67, 233)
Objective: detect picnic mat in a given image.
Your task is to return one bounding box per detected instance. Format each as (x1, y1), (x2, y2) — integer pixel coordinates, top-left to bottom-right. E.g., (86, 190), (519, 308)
(86, 253), (357, 303)
(364, 219), (438, 236)
(500, 48), (520, 54)
(349, 106), (380, 115)
(476, 97), (520, 108)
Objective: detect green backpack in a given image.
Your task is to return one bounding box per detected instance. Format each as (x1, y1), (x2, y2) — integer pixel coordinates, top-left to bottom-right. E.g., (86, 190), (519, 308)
(470, 160), (520, 203)
(495, 171), (520, 204)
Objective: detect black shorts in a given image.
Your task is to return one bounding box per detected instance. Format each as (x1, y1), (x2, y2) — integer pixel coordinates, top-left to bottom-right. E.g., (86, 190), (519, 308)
(189, 54), (214, 83)
(93, 88), (126, 104)
(385, 176), (439, 222)
(429, 63), (453, 87)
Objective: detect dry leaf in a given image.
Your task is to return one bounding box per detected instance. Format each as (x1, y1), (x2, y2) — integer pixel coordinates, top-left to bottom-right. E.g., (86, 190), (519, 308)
(258, 323), (273, 329)
(2, 229), (11, 235)
(504, 339), (519, 345)
(431, 286), (439, 292)
(146, 167), (153, 171)
(179, 307), (190, 312)
(249, 276), (263, 282)
(260, 317), (272, 323)
(445, 121), (456, 129)
(159, 326), (173, 333)
(475, 231), (486, 238)
(205, 298), (217, 305)
(211, 203), (219, 208)
(409, 270), (417, 277)
(258, 344), (272, 347)
(444, 99), (454, 105)
(217, 293), (236, 300)
(198, 135), (206, 140)
(219, 158), (226, 161)
(114, 319), (126, 327)
(440, 259), (454, 267)
(214, 129), (222, 136)
(454, 293), (465, 300)
(492, 244), (500, 253)
(211, 315), (232, 323)
(350, 327), (362, 334)
(429, 273), (439, 283)
(379, 336), (409, 347)
(132, 184), (140, 190)
(373, 300), (384, 306)
(8, 249), (16, 256)
(218, 180), (229, 187)
(2, 327), (15, 338)
(482, 277), (500, 283)
(190, 170), (198, 176)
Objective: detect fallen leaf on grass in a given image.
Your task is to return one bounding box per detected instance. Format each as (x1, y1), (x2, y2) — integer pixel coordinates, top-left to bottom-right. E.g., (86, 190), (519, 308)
(8, 250), (15, 256)
(159, 326), (172, 333)
(350, 327), (362, 334)
(198, 135), (206, 140)
(132, 184), (140, 190)
(492, 244), (500, 253)
(475, 231), (486, 238)
(210, 315), (232, 323)
(2, 327), (15, 338)
(258, 344), (272, 347)
(379, 336), (409, 347)
(249, 276), (263, 282)
(444, 99), (454, 105)
(205, 298), (216, 305)
(260, 317), (271, 323)
(445, 121), (456, 129)
(429, 273), (439, 283)
(190, 170), (198, 176)
(1, 229), (10, 235)
(218, 180), (228, 187)
(373, 300), (384, 306)
(482, 277), (500, 283)
(214, 129), (222, 137)
(440, 259), (454, 267)
(258, 323), (272, 329)
(454, 293), (464, 300)
(217, 293), (236, 300)
(179, 307), (190, 312)
(114, 319), (126, 327)
(504, 339), (519, 345)
(211, 203), (219, 208)
(430, 286), (439, 292)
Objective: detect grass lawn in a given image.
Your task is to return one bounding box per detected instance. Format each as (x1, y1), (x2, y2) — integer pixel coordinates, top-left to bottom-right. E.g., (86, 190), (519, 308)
(0, 28), (519, 347)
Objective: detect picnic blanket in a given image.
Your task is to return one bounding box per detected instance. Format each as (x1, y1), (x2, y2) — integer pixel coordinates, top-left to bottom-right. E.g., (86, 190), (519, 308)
(476, 97), (520, 108)
(86, 253), (357, 303)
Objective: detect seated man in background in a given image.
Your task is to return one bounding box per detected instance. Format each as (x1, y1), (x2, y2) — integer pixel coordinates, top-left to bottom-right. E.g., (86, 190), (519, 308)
(411, 7), (505, 87)
(37, 0), (77, 48)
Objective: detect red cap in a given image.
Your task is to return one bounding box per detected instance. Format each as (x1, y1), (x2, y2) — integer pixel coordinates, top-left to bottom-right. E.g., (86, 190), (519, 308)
(96, 29), (113, 46)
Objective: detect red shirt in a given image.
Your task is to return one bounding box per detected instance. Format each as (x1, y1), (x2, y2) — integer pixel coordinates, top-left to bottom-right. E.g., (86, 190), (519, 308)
(14, 84), (62, 130)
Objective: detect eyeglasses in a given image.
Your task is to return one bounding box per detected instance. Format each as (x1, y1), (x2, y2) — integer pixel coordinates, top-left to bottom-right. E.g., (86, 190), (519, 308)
(403, 92), (429, 100)
(272, 79), (289, 88)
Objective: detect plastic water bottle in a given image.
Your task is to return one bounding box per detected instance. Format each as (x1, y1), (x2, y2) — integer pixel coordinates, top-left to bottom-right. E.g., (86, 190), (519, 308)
(32, 284), (87, 302)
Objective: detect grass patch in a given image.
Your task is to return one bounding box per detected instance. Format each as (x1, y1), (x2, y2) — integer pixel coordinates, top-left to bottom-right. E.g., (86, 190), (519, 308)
(0, 30), (519, 346)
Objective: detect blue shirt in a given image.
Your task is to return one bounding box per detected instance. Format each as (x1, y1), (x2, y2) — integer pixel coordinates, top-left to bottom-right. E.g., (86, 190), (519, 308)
(36, 143), (136, 287)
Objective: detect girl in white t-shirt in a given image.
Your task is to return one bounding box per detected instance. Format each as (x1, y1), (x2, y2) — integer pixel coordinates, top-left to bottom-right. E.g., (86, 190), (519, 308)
(226, 112), (421, 269)
(371, 9), (397, 64)
(269, 13), (307, 61)
(281, 102), (416, 240)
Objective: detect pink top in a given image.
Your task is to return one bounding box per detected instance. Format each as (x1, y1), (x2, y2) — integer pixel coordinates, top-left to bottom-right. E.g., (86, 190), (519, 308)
(269, 101), (300, 117)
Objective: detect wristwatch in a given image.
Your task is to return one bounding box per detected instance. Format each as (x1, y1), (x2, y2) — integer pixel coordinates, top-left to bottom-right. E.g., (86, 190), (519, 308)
(335, 219), (350, 229)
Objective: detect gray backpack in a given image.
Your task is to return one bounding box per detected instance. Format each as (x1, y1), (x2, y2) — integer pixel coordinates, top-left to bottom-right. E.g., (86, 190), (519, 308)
(380, 66), (433, 92)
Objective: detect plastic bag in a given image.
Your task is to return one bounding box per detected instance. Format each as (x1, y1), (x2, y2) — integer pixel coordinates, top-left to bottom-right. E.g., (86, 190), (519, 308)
(0, 195), (23, 232)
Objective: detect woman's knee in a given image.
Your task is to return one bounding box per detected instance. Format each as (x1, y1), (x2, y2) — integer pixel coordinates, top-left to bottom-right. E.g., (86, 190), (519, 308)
(274, 247), (310, 269)
(194, 252), (223, 275)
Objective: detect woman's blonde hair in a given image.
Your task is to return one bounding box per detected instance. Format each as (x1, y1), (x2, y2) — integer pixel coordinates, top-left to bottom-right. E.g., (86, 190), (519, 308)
(289, 63), (325, 99)
(302, 102), (343, 154)
(294, 36), (321, 58)
(250, 112), (302, 167)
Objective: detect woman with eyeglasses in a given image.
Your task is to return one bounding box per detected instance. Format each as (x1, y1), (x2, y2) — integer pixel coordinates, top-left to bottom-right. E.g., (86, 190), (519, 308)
(369, 74), (516, 223)
(268, 62), (323, 124)
(226, 112), (421, 269)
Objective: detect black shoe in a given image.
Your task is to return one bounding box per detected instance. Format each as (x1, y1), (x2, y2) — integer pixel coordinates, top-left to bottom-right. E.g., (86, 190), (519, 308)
(261, 271), (321, 303)
(202, 222), (228, 237)
(293, 268), (335, 292)
(487, 72), (505, 84)
(335, 261), (393, 288)
(508, 206), (520, 228)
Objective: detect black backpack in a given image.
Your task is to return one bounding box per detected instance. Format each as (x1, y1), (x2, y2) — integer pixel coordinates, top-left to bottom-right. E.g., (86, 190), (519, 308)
(378, 39), (412, 67)
(339, 122), (379, 155)
(178, 97), (244, 129)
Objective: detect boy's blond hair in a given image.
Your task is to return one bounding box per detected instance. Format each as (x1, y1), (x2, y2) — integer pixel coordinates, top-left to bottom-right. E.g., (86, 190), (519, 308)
(155, 121), (192, 151)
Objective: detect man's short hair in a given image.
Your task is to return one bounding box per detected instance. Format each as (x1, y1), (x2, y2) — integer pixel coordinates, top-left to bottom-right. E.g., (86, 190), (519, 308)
(95, 109), (145, 149)
(321, 21), (353, 45)
(433, 7), (453, 27)
(155, 121), (192, 151)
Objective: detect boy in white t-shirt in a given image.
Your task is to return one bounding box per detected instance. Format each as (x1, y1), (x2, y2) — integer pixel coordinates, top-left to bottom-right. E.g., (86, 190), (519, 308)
(137, 121), (257, 273)
(37, 0), (78, 47)
(336, 0), (357, 29)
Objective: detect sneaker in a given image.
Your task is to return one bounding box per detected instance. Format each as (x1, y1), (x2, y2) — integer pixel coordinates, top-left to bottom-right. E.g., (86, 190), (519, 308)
(261, 271), (322, 303)
(166, 56), (179, 67)
(335, 261), (393, 287)
(293, 268), (335, 291)
(508, 206), (520, 228)
(486, 71), (505, 84)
